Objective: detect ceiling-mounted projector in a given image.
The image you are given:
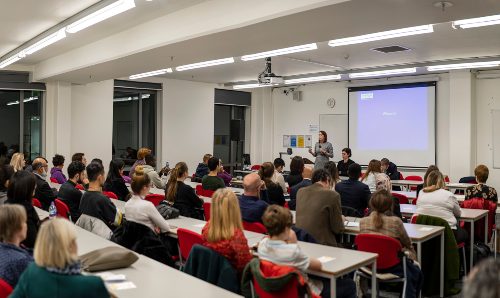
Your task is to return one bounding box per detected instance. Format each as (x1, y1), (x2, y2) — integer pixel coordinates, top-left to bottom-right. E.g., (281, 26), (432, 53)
(258, 57), (283, 85)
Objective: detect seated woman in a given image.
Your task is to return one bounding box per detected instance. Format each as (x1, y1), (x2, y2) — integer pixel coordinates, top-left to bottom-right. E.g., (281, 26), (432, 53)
(375, 173), (402, 219)
(415, 165), (440, 196)
(286, 156), (304, 188)
(10, 218), (110, 298)
(50, 154), (67, 184)
(125, 166), (171, 234)
(465, 164), (498, 202)
(201, 188), (253, 274)
(258, 162), (285, 206)
(166, 162), (203, 219)
(360, 190), (423, 297)
(324, 161), (341, 190)
(416, 170), (467, 243)
(217, 160), (232, 187)
(360, 159), (382, 193)
(0, 205), (33, 288)
(0, 164), (14, 204)
(103, 159), (130, 201)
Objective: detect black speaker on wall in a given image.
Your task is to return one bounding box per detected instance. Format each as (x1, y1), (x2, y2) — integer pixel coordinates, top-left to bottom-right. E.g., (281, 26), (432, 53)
(230, 120), (241, 141)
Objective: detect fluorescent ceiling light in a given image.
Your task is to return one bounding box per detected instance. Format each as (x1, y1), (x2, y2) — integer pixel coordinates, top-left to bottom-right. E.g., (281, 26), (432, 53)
(348, 68), (417, 79)
(176, 57), (234, 71)
(129, 68), (172, 79)
(25, 28), (66, 55)
(241, 43), (318, 61)
(285, 74), (342, 84)
(328, 25), (433, 47)
(453, 14), (500, 29)
(232, 83), (270, 90)
(66, 0), (136, 33)
(427, 61), (500, 71)
(0, 52), (25, 69)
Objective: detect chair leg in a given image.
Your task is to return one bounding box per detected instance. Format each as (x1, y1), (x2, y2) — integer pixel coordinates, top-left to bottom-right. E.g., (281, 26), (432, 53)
(461, 246), (467, 275)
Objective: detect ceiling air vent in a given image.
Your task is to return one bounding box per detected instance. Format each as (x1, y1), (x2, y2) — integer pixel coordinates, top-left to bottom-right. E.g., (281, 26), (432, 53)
(371, 45), (411, 54)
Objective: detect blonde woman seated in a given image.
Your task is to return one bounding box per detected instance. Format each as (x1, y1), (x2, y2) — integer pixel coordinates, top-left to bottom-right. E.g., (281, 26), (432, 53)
(10, 218), (110, 298)
(9, 153), (25, 172)
(360, 159), (382, 193)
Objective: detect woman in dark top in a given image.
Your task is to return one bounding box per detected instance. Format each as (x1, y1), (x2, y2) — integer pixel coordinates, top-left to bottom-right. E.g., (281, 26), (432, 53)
(6, 170), (39, 248)
(166, 162), (204, 219)
(103, 159), (130, 201)
(286, 156), (304, 188)
(258, 162), (285, 206)
(337, 147), (355, 177)
(465, 164), (498, 202)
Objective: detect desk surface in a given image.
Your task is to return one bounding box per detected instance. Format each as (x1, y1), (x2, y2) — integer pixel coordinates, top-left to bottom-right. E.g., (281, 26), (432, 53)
(391, 180), (423, 186)
(400, 204), (488, 220)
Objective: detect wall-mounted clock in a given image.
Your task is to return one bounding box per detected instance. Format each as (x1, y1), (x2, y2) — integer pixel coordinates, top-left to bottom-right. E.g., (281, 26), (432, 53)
(327, 97), (336, 109)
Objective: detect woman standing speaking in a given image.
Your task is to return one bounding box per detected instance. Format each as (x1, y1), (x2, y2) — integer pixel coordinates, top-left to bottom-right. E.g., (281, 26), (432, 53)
(308, 130), (333, 170)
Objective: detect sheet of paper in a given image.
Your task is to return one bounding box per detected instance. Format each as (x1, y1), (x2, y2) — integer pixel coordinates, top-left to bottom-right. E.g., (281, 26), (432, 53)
(283, 135), (291, 147)
(193, 223), (205, 228)
(107, 281), (137, 291)
(345, 222), (360, 227)
(318, 256), (336, 264)
(419, 227), (433, 231)
(95, 272), (126, 282)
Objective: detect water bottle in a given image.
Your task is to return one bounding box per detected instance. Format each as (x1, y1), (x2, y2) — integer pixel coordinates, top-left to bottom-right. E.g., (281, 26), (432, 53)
(49, 201), (57, 219)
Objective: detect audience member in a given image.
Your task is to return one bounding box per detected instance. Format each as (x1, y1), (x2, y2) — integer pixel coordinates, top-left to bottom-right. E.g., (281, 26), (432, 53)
(201, 157), (225, 191)
(289, 166), (313, 210)
(71, 153), (87, 166)
(360, 190), (423, 297)
(50, 154), (67, 184)
(58, 161), (85, 223)
(10, 218), (110, 298)
(286, 156), (304, 187)
(125, 166), (170, 233)
(195, 153), (212, 180)
(375, 173), (402, 218)
(324, 161), (340, 189)
(463, 258), (500, 298)
(166, 162), (203, 219)
(103, 159), (130, 201)
(217, 159), (232, 187)
(465, 164), (498, 202)
(31, 157), (56, 211)
(296, 169), (344, 247)
(10, 153), (25, 172)
(128, 147), (151, 178)
(271, 158), (287, 193)
(0, 205), (33, 288)
(337, 148), (354, 177)
(6, 171), (39, 248)
(361, 159), (382, 193)
(238, 173), (268, 223)
(0, 164), (14, 204)
(415, 165), (440, 196)
(335, 163), (371, 216)
(142, 154), (169, 189)
(258, 162), (285, 206)
(90, 158), (103, 166)
(381, 158), (400, 180)
(201, 188), (253, 274)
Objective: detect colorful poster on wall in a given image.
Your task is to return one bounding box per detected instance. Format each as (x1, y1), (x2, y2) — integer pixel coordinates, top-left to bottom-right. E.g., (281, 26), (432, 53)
(283, 135), (291, 147)
(297, 135), (305, 148)
(290, 135), (297, 147)
(305, 135), (312, 148)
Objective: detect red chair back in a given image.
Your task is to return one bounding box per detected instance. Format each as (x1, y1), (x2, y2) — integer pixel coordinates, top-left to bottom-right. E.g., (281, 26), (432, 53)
(75, 184), (84, 190)
(252, 261), (303, 298)
(399, 172), (404, 180)
(32, 198), (42, 208)
(462, 197), (496, 241)
(203, 202), (211, 221)
(391, 192), (409, 204)
(0, 278), (13, 298)
(404, 176), (423, 191)
(54, 199), (70, 219)
(50, 177), (59, 184)
(410, 214), (418, 224)
(177, 228), (203, 262)
(243, 221), (267, 234)
(145, 194), (165, 206)
(195, 184), (202, 195)
(103, 191), (118, 200)
(355, 234), (402, 270)
(251, 164), (261, 171)
(444, 175), (450, 183)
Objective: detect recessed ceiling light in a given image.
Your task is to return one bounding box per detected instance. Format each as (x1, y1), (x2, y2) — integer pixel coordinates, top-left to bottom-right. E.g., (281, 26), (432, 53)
(241, 43), (318, 61)
(175, 57), (234, 71)
(348, 67), (417, 78)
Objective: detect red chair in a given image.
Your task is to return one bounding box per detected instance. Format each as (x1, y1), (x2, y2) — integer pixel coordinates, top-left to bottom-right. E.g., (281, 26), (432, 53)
(32, 198), (42, 208)
(203, 202), (211, 221)
(75, 184), (85, 190)
(0, 278), (13, 298)
(444, 175), (450, 183)
(195, 184), (202, 195)
(461, 197), (496, 242)
(50, 177), (59, 184)
(251, 260), (306, 298)
(103, 191), (118, 200)
(251, 164), (261, 171)
(177, 228), (203, 268)
(286, 186), (291, 194)
(391, 192), (409, 204)
(399, 172), (404, 180)
(54, 199), (71, 220)
(145, 194), (165, 206)
(404, 175), (423, 191)
(354, 234), (408, 297)
(243, 221), (267, 234)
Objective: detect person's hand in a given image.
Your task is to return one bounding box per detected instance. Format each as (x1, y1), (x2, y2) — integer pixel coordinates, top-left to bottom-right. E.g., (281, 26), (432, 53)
(154, 226), (161, 234)
(320, 148), (326, 155)
(159, 166), (170, 176)
(308, 148), (313, 154)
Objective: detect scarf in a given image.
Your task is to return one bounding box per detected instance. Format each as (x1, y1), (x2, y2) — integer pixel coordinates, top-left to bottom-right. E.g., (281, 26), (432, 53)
(46, 261), (82, 275)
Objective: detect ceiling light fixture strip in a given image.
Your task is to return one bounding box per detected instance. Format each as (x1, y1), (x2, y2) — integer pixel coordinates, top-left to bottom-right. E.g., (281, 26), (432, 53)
(453, 14), (500, 29)
(427, 61), (500, 71)
(348, 67), (417, 78)
(25, 28), (67, 55)
(175, 57), (235, 71)
(129, 68), (172, 79)
(284, 74), (342, 84)
(241, 43), (318, 61)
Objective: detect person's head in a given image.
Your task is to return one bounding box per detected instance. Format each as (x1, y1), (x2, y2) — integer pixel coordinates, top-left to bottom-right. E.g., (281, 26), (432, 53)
(243, 172), (263, 196)
(262, 205), (292, 238)
(380, 158), (390, 172)
(202, 154), (212, 164)
(67, 161), (85, 183)
(341, 148), (352, 161)
(273, 158), (285, 172)
(258, 162), (275, 186)
(32, 157), (48, 177)
(34, 218), (78, 270)
(423, 170), (445, 192)
(166, 162), (189, 202)
(137, 147), (152, 160)
(107, 159), (125, 181)
(7, 170), (36, 205)
(318, 130), (327, 143)
(0, 204), (27, 245)
(375, 173), (392, 191)
(206, 188), (243, 242)
(289, 156), (304, 175)
(474, 165), (489, 184)
(311, 168), (332, 189)
(52, 154), (65, 168)
(423, 165), (439, 187)
(0, 164), (14, 192)
(347, 163), (362, 180)
(207, 156), (221, 173)
(367, 160), (382, 174)
(91, 158), (103, 166)
(324, 161), (339, 186)
(463, 258), (500, 298)
(131, 165), (151, 196)
(369, 189), (393, 229)
(302, 166), (313, 179)
(71, 153), (86, 166)
(10, 153), (25, 171)
(145, 154), (156, 168)
(86, 162), (105, 186)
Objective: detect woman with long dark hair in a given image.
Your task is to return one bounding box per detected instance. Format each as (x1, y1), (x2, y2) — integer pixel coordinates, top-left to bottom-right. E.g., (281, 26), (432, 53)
(103, 159), (130, 201)
(165, 162), (204, 219)
(258, 162), (285, 206)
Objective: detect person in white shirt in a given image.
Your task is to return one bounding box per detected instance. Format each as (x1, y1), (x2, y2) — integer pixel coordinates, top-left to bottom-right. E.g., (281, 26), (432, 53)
(271, 158), (287, 194)
(416, 170), (467, 243)
(360, 159), (382, 193)
(125, 166), (170, 234)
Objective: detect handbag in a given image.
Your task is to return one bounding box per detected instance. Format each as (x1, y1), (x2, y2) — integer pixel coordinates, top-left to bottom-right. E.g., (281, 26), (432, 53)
(156, 200), (180, 220)
(80, 246), (139, 272)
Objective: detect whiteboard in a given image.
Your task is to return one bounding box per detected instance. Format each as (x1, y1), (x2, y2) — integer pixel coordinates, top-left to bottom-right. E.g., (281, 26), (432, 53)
(493, 110), (500, 168)
(319, 114), (348, 163)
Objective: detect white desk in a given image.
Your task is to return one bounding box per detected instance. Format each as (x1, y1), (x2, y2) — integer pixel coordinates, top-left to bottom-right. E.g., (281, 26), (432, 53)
(392, 191), (465, 203)
(391, 180), (423, 189)
(446, 182), (475, 191)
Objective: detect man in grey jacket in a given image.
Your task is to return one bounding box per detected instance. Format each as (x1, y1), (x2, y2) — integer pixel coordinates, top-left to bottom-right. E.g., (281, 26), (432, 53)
(142, 154), (170, 189)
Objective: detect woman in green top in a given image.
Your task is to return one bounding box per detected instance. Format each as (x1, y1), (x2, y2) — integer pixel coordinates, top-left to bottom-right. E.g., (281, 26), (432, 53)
(10, 218), (110, 298)
(201, 157), (226, 191)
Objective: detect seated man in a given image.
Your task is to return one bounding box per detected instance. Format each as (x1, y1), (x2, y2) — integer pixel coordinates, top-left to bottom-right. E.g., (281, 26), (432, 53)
(335, 163), (371, 217)
(32, 157), (56, 211)
(194, 154), (211, 181)
(58, 161), (85, 222)
(296, 169), (344, 247)
(289, 166), (313, 210)
(142, 154), (168, 189)
(201, 157), (225, 191)
(381, 158), (399, 180)
(238, 173), (268, 223)
(271, 158), (287, 194)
